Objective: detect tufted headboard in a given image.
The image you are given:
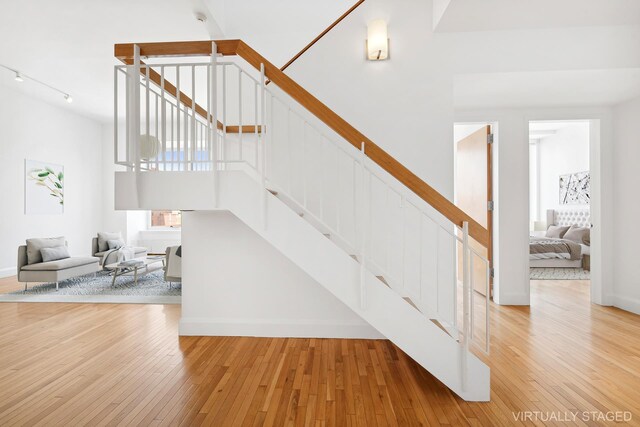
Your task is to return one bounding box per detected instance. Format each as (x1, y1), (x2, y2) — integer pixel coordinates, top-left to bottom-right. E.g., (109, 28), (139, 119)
(546, 208), (591, 228)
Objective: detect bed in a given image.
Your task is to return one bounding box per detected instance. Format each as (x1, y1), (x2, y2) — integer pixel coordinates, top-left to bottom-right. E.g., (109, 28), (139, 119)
(530, 209), (591, 268)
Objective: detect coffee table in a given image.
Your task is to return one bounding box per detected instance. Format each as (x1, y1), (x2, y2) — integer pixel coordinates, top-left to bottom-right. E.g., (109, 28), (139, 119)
(106, 256), (166, 287)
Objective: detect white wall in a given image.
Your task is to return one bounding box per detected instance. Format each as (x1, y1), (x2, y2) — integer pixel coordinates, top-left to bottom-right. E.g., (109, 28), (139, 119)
(611, 96), (640, 314)
(180, 210), (381, 338)
(0, 84), (104, 276)
(287, 0), (455, 198)
(535, 122), (590, 220)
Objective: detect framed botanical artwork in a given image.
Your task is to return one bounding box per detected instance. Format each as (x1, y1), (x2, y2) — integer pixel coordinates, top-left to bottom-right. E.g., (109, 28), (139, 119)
(25, 159), (64, 214)
(559, 171), (590, 205)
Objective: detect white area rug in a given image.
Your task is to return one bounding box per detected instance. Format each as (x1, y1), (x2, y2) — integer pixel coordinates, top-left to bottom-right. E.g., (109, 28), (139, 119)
(530, 267), (590, 280)
(0, 270), (181, 304)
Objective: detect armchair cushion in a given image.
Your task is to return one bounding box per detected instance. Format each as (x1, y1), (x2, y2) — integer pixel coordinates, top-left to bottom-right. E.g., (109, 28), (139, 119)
(21, 256), (99, 271)
(26, 237), (66, 265)
(97, 232), (123, 252)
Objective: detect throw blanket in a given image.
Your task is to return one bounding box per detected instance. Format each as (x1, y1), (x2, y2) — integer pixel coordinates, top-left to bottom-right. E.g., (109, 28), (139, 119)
(530, 237), (581, 260)
(103, 246), (136, 266)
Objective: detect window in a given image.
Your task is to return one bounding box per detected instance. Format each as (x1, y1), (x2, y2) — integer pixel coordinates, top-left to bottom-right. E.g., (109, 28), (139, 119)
(151, 210), (181, 228)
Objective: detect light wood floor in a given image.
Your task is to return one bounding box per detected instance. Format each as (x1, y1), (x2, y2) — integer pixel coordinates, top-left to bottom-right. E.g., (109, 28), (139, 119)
(0, 278), (639, 426)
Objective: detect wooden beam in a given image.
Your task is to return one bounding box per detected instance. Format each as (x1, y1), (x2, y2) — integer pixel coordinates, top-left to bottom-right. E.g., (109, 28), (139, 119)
(114, 40), (240, 59)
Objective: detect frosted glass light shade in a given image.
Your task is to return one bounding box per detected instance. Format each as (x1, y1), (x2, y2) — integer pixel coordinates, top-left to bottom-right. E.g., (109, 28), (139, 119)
(367, 19), (388, 60)
(139, 134), (160, 159)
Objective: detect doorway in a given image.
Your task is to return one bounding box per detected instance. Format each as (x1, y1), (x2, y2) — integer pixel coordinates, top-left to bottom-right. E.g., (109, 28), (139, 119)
(528, 120), (592, 300)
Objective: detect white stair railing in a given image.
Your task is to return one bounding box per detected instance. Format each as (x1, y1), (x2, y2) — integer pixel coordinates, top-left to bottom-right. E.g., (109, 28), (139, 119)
(114, 53), (491, 356)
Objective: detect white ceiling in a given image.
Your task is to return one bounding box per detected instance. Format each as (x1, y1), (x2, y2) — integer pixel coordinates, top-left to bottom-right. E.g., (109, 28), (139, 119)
(454, 68), (640, 109)
(0, 0), (352, 122)
(436, 0), (640, 32)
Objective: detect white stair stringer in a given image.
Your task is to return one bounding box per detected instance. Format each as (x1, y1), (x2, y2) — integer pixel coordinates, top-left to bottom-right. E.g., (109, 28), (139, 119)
(217, 170), (490, 401)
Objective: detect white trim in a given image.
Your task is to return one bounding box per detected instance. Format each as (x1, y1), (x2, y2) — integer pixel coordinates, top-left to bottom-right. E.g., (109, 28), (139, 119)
(612, 295), (640, 316)
(495, 292), (530, 306)
(0, 267), (16, 279)
(179, 317), (384, 339)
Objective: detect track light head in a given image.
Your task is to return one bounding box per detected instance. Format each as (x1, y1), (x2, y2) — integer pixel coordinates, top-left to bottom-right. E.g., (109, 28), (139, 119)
(64, 94), (73, 104)
(15, 72), (23, 82)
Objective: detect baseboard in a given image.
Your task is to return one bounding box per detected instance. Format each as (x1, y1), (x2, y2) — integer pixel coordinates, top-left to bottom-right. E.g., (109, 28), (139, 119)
(612, 294), (640, 315)
(494, 292), (530, 306)
(0, 294), (181, 305)
(179, 317), (385, 339)
(0, 267), (16, 279)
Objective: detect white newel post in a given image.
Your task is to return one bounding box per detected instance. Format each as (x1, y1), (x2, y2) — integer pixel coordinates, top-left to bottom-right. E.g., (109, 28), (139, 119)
(128, 44), (141, 172)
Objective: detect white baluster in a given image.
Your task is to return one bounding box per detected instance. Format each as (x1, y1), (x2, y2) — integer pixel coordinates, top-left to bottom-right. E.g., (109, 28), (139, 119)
(191, 65), (196, 171)
(485, 259), (490, 353)
(360, 141), (367, 310)
(210, 42), (218, 205)
(260, 63), (267, 229)
(133, 44), (141, 173)
(239, 69), (243, 162)
(160, 66), (166, 171)
(176, 66), (181, 171)
(461, 221), (470, 392)
(113, 66), (118, 165)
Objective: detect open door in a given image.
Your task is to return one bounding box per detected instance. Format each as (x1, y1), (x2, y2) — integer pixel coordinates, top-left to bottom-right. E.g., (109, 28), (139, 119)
(456, 125), (493, 296)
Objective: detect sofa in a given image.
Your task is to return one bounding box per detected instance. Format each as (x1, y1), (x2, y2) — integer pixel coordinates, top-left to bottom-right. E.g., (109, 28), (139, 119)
(17, 237), (100, 291)
(164, 246), (182, 287)
(92, 232), (147, 269)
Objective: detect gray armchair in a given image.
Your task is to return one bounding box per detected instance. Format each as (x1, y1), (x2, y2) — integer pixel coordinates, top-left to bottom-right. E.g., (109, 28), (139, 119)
(92, 234), (147, 270)
(164, 246), (182, 287)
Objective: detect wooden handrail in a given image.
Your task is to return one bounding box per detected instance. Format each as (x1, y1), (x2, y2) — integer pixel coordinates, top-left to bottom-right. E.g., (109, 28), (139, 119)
(115, 40), (490, 247)
(280, 0), (365, 73)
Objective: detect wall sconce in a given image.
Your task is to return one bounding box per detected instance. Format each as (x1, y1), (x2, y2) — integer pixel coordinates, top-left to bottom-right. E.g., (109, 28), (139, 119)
(367, 19), (389, 61)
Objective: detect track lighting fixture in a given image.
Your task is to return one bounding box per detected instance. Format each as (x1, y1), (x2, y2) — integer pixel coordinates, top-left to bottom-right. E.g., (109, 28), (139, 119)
(0, 64), (73, 105)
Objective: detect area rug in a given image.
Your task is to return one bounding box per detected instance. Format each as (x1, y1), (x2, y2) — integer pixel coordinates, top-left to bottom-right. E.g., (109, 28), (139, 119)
(530, 267), (590, 280)
(0, 270), (181, 304)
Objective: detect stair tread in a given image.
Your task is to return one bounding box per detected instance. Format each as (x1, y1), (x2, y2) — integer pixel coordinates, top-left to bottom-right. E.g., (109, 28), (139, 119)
(430, 318), (454, 338)
(403, 297), (420, 311)
(376, 276), (390, 287)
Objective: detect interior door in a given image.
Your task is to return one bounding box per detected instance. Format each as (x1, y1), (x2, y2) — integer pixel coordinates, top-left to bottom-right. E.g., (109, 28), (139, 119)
(455, 125), (493, 296)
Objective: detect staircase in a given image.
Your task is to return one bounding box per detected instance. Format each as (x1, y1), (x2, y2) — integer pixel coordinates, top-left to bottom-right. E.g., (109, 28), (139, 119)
(112, 40), (491, 401)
